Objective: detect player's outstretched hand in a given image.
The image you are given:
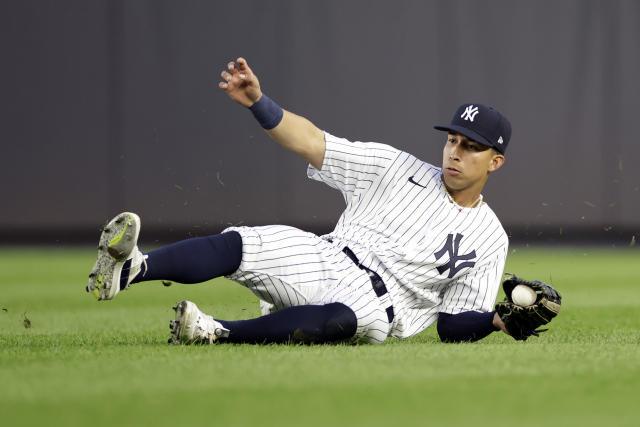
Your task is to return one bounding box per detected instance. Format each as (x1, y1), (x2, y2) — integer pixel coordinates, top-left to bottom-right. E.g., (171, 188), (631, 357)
(219, 57), (262, 107)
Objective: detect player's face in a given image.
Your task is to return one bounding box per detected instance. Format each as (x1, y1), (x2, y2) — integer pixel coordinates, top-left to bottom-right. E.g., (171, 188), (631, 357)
(441, 132), (504, 192)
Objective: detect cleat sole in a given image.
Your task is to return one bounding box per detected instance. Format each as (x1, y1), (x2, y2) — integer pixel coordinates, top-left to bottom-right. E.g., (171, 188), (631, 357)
(169, 301), (189, 345)
(86, 212), (140, 300)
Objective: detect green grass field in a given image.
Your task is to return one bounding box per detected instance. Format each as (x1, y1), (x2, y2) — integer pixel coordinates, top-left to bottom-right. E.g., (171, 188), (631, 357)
(1, 246), (639, 427)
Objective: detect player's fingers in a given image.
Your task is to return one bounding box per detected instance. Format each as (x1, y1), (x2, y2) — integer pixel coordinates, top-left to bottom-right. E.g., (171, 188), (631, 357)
(227, 61), (237, 73)
(220, 70), (232, 81)
(236, 57), (250, 72)
(218, 81), (228, 89)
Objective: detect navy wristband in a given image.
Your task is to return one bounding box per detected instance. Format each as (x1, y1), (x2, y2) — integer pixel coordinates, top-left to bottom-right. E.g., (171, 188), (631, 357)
(249, 94), (284, 130)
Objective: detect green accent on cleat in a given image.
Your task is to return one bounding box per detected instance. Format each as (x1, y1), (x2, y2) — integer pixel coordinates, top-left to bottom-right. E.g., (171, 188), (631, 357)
(87, 212), (142, 301)
(108, 222), (130, 249)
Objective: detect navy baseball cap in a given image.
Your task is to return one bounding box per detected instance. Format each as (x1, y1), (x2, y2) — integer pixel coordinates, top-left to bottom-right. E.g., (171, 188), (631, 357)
(434, 103), (512, 154)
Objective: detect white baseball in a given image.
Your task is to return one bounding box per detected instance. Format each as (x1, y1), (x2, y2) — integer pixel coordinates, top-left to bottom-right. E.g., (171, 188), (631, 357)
(511, 284), (537, 306)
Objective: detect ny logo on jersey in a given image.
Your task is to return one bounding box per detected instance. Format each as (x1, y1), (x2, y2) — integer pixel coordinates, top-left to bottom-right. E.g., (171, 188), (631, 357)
(460, 105), (479, 122)
(434, 233), (477, 278)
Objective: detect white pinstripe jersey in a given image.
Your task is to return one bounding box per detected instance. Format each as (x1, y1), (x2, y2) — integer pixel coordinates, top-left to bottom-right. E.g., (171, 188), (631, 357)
(307, 132), (509, 338)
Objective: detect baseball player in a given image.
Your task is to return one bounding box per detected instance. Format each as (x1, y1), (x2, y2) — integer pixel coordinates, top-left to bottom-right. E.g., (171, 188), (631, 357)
(87, 57), (514, 345)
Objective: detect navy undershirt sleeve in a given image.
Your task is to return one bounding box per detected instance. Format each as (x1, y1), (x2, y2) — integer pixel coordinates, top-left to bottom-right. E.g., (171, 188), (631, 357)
(437, 311), (499, 343)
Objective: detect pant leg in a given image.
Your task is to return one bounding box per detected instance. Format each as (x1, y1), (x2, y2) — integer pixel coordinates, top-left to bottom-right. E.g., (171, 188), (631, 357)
(224, 225), (390, 344)
(223, 225), (339, 310)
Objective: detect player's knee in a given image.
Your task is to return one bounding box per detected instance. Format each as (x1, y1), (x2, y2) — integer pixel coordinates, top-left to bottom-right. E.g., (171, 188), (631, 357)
(292, 303), (357, 344)
(322, 302), (357, 341)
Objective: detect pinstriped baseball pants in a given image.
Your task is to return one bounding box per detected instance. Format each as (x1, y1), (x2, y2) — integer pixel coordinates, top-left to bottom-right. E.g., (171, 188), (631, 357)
(223, 225), (390, 344)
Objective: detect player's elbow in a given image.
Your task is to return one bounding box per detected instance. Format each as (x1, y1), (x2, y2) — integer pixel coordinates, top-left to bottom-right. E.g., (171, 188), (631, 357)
(306, 126), (326, 170)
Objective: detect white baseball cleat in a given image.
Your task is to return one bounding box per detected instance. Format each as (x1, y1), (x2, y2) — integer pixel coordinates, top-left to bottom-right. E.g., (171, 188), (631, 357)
(168, 300), (230, 345)
(86, 212), (147, 300)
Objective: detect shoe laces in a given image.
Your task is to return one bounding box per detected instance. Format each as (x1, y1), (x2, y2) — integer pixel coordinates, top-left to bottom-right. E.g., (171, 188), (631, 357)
(129, 249), (148, 281)
(140, 253), (148, 277)
(194, 312), (222, 344)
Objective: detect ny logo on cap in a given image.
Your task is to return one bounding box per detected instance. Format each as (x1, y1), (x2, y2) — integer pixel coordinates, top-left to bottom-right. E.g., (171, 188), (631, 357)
(460, 105), (479, 122)
(498, 136), (504, 144)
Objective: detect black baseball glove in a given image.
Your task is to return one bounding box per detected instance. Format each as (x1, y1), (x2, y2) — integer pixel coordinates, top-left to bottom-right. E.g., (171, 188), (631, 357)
(494, 275), (562, 341)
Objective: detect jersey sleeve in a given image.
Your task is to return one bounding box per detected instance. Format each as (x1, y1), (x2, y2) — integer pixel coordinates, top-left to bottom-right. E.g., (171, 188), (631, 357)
(439, 240), (508, 314)
(307, 131), (399, 204)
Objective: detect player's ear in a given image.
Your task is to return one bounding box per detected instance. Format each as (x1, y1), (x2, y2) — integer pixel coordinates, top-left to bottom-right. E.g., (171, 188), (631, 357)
(488, 151), (505, 173)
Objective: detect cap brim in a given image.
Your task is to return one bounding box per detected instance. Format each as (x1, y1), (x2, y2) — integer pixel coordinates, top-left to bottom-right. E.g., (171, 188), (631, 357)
(434, 124), (494, 149)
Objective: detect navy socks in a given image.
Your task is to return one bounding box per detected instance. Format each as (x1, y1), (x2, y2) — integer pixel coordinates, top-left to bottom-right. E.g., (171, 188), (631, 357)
(132, 231), (243, 284)
(219, 302), (358, 344)
(131, 232), (358, 344)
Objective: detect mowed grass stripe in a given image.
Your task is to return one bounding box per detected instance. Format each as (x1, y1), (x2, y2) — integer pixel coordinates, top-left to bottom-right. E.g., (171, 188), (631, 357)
(1, 246), (639, 427)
